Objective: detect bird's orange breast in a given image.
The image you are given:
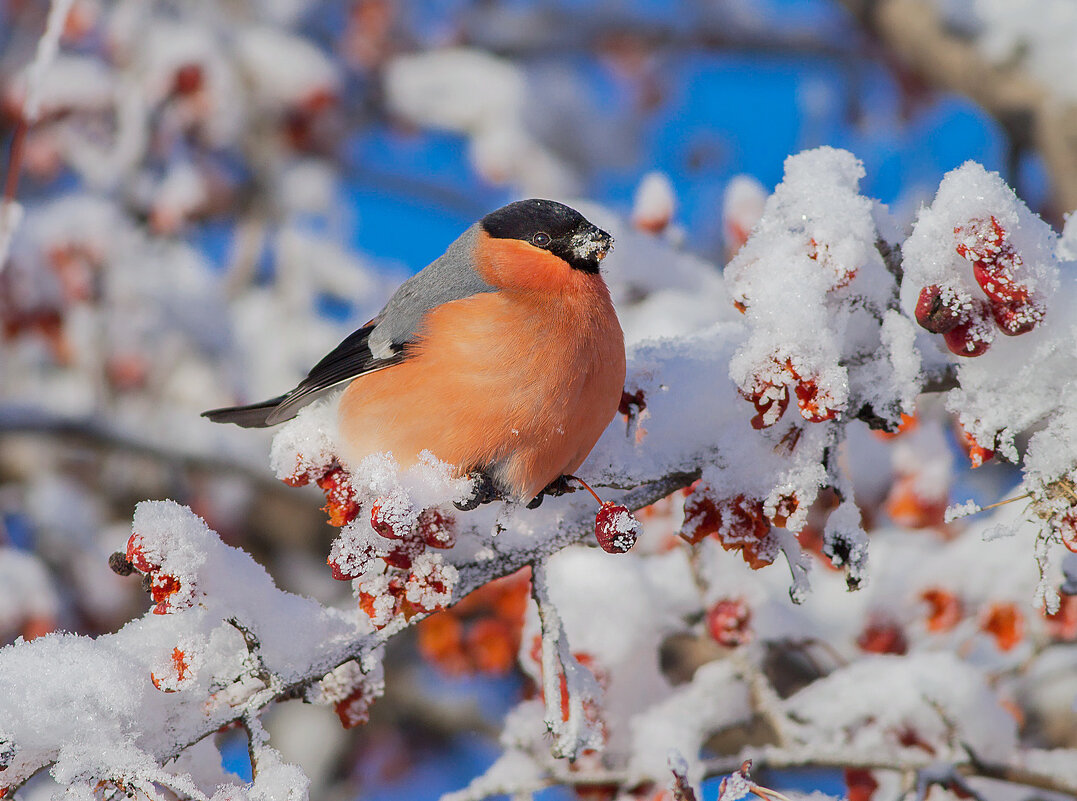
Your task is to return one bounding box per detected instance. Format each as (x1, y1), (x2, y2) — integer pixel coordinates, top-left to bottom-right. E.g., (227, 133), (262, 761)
(337, 256), (625, 500)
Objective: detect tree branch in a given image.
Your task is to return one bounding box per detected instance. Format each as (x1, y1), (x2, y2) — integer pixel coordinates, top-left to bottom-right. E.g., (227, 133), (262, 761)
(839, 0), (1077, 219)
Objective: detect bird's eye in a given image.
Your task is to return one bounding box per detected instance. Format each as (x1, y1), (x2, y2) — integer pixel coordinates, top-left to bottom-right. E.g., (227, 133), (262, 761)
(533, 232), (551, 247)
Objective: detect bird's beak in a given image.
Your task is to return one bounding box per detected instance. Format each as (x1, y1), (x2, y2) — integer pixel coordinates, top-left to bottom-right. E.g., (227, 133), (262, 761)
(572, 226), (614, 263)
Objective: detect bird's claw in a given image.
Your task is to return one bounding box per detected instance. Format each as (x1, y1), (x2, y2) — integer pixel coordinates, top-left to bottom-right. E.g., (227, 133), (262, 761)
(455, 472), (503, 511)
(544, 475), (578, 497)
(524, 475), (578, 509)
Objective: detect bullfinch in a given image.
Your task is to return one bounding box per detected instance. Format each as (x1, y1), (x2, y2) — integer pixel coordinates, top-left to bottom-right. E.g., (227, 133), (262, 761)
(203, 199), (626, 506)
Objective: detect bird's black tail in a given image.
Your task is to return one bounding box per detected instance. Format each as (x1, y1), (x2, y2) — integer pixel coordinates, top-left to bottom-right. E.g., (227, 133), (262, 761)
(201, 395), (288, 428)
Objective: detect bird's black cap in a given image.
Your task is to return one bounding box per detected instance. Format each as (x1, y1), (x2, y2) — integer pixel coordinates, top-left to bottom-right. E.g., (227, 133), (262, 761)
(481, 198), (612, 274)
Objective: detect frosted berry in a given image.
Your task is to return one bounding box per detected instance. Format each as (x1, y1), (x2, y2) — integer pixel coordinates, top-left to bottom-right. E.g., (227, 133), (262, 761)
(973, 257), (1029, 304)
(334, 684), (373, 729)
(417, 508), (456, 549)
(317, 465), (360, 527)
(594, 502), (640, 553)
(125, 533), (158, 574)
(706, 599), (752, 647)
(382, 534), (426, 569)
(150, 574), (181, 615)
(954, 216), (1004, 263)
(914, 284), (963, 334)
(769, 493), (799, 528)
(990, 299), (1040, 336)
(748, 384), (789, 430)
(681, 491), (721, 544)
(327, 540), (377, 581)
(942, 309), (992, 357)
(794, 378), (838, 423)
(370, 501), (401, 539)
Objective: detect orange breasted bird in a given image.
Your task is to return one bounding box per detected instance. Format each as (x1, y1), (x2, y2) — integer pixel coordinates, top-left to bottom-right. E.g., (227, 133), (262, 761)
(203, 199), (627, 507)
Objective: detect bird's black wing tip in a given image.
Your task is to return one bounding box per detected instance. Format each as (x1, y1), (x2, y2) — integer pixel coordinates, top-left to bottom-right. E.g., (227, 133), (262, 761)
(200, 396), (287, 428)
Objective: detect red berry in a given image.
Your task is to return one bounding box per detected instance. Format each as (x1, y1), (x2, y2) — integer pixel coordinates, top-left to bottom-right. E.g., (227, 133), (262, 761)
(748, 384), (789, 429)
(594, 502), (640, 553)
(382, 534), (425, 569)
(317, 465), (360, 527)
(370, 501), (401, 539)
(769, 493), (799, 528)
(327, 540), (377, 581)
(990, 298), (1040, 336)
(125, 534), (157, 574)
(334, 685), (373, 729)
(943, 307), (992, 357)
(845, 768), (879, 801)
(706, 599), (752, 647)
(681, 492), (721, 544)
(973, 255), (1029, 304)
(794, 378), (838, 423)
(954, 216), (1005, 263)
(150, 574), (181, 615)
(921, 588), (963, 633)
(172, 63), (204, 96)
(914, 284), (963, 334)
(857, 617), (908, 654)
(417, 508), (456, 549)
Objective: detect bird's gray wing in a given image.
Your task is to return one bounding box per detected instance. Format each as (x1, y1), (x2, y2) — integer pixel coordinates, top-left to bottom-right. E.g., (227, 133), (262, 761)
(202, 225), (495, 428)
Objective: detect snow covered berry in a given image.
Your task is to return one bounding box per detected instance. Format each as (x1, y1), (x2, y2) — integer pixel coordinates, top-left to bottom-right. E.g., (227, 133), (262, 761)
(594, 502), (640, 553)
(989, 298), (1041, 336)
(317, 464), (360, 527)
(913, 284), (964, 334)
(416, 508), (456, 549)
(942, 305), (993, 357)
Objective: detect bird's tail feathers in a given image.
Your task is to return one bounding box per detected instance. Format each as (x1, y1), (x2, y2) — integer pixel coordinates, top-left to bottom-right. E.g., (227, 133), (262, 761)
(201, 395), (288, 428)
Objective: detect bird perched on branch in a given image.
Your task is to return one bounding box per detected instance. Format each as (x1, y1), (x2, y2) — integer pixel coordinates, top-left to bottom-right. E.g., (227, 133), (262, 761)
(203, 199), (626, 507)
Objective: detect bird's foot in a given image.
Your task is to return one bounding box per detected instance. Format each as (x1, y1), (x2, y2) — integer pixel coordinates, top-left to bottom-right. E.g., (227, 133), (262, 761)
(545, 475), (578, 497)
(455, 472), (504, 511)
(524, 475), (579, 509)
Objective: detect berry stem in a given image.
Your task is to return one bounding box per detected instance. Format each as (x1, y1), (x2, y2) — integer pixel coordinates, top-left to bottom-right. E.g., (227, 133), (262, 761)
(568, 475), (603, 505)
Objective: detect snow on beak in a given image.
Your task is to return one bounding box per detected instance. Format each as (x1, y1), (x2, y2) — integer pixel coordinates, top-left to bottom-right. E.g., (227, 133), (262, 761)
(572, 226), (614, 263)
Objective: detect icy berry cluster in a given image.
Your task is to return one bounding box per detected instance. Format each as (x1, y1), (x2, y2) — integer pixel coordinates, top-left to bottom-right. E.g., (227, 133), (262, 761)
(123, 533), (191, 615)
(339, 501), (458, 629)
(680, 486), (780, 569)
(740, 356), (840, 430)
(914, 215), (1044, 356)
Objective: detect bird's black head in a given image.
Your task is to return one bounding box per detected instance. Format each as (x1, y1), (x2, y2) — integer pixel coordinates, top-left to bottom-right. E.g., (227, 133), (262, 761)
(480, 199), (613, 274)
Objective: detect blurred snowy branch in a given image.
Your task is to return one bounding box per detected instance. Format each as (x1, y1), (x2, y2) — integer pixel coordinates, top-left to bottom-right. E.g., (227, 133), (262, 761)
(842, 0), (1077, 217)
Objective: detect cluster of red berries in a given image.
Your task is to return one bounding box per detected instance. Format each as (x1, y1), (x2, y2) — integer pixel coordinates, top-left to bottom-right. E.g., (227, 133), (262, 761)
(285, 458), (458, 628)
(283, 460), (362, 527)
(914, 216), (1043, 356)
(741, 356), (839, 430)
(680, 487), (789, 569)
(122, 533), (188, 615)
(349, 506), (457, 629)
(316, 662), (379, 729)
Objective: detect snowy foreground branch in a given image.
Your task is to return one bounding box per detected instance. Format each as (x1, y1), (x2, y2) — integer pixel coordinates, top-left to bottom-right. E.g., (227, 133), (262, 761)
(6, 148), (1077, 799)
